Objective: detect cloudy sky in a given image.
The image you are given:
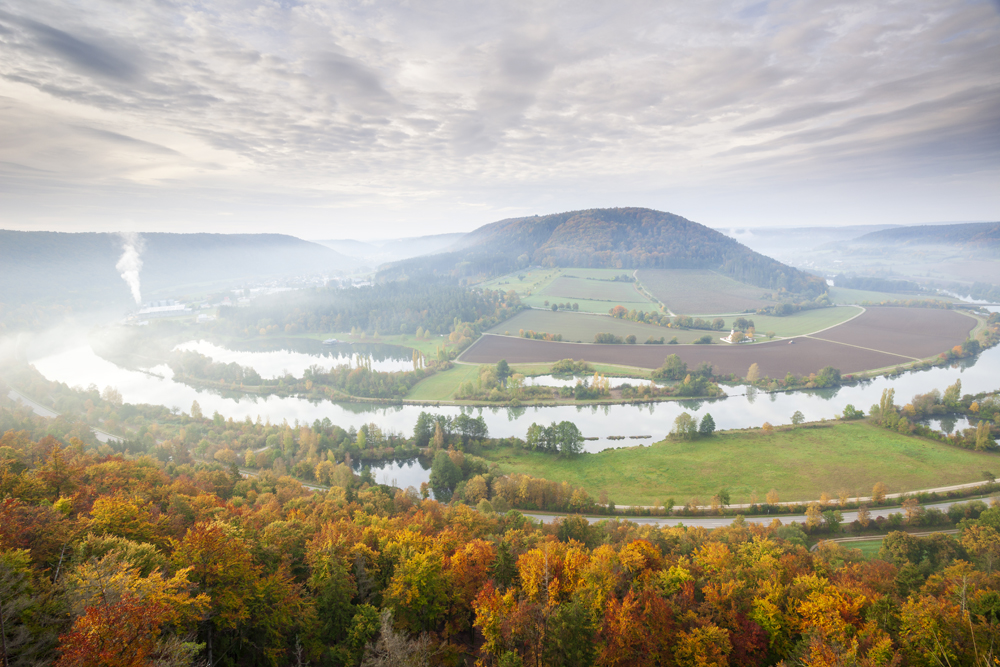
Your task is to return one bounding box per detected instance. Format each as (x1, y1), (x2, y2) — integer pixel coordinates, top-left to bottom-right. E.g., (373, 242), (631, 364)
(1, 0), (998, 238)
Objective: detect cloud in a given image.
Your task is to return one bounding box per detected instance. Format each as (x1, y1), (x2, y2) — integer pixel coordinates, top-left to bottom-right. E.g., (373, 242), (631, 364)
(0, 0), (996, 234)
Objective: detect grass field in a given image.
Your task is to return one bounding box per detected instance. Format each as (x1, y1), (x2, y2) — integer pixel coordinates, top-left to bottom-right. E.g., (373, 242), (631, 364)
(480, 268), (562, 300)
(480, 421), (998, 505)
(487, 310), (708, 343)
(541, 276), (649, 304)
(740, 306), (861, 338)
(841, 539), (884, 558)
(521, 295), (653, 314)
(636, 269), (777, 314)
(827, 286), (957, 305)
(405, 363), (482, 400)
(482, 269), (657, 313)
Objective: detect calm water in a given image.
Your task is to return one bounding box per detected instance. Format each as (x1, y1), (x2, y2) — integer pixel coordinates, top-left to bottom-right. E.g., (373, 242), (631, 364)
(173, 339), (415, 376)
(25, 338), (1000, 454)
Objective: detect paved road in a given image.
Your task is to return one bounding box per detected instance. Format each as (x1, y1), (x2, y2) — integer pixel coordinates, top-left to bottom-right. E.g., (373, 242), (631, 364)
(522, 500), (989, 529)
(7, 388), (119, 443)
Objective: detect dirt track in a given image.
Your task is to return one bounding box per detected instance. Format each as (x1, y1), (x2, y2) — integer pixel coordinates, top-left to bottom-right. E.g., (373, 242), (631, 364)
(461, 307), (976, 377)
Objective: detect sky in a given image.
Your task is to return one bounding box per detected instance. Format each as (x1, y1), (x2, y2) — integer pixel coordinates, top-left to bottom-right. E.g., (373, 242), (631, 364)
(0, 0), (998, 239)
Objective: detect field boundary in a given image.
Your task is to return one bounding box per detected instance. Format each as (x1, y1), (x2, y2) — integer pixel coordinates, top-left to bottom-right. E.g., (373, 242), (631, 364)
(803, 335), (920, 361)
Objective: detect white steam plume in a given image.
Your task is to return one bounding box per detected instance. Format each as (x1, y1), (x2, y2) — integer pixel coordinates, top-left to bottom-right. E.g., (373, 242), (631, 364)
(116, 232), (145, 305)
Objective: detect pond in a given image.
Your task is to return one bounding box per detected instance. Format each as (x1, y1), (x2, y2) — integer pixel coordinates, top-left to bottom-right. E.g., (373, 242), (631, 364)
(23, 337), (1000, 454)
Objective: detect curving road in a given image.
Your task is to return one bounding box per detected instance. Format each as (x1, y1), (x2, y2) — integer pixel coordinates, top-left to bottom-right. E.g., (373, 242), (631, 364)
(522, 499), (992, 529)
(6, 388), (120, 443)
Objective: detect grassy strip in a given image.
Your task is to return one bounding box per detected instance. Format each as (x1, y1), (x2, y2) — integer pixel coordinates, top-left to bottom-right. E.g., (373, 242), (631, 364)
(405, 364), (482, 400)
(740, 307), (860, 338)
(480, 422), (998, 506)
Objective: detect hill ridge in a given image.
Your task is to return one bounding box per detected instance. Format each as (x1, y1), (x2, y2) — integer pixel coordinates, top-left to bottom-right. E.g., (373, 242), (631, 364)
(391, 207), (824, 295)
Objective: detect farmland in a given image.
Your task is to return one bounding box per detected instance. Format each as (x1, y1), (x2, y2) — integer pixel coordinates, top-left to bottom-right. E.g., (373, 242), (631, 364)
(809, 307), (977, 359)
(542, 275), (647, 303)
(404, 363), (482, 400)
(739, 306), (860, 337)
(636, 268), (777, 314)
(481, 268), (657, 313)
(481, 421), (997, 505)
(486, 309), (708, 343)
(462, 307), (978, 376)
(461, 332), (910, 376)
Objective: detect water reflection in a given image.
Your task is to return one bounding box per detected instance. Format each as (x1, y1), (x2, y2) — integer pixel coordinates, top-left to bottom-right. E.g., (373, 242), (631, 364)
(173, 339), (414, 377)
(26, 339), (1000, 454)
(355, 458), (432, 491)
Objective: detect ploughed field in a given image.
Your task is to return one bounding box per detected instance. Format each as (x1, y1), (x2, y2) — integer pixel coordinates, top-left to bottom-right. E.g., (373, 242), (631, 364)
(462, 307), (976, 376)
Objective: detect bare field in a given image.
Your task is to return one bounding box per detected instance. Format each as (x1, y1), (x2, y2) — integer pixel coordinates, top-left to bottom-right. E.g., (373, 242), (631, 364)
(636, 269), (777, 314)
(461, 334), (907, 376)
(464, 307), (976, 376)
(809, 307), (976, 359)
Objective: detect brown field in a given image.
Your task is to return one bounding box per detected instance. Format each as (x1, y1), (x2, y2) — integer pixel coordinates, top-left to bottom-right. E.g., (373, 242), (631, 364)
(462, 307), (977, 376)
(808, 307), (976, 358)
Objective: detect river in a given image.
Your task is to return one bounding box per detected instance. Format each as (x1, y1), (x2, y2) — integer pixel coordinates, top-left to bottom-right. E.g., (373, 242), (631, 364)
(25, 337), (1000, 453)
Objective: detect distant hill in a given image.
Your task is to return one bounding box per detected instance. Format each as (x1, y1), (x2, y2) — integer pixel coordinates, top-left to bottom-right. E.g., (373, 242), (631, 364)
(383, 207), (824, 294)
(852, 222), (1000, 248)
(315, 232), (465, 267)
(0, 231), (358, 310)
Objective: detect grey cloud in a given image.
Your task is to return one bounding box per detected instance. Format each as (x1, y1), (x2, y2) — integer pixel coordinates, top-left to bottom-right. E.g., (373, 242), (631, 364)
(0, 0), (996, 232)
(70, 126), (182, 155)
(8, 14), (141, 83)
(312, 51), (395, 108)
(721, 85), (1000, 157)
(736, 99), (858, 132)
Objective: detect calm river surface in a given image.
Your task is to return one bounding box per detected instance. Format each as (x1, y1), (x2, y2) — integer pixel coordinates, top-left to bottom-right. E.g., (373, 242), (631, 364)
(25, 337), (1000, 455)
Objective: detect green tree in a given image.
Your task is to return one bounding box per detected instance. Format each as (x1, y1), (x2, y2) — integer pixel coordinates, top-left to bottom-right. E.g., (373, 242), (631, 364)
(671, 413), (697, 440)
(495, 360), (511, 387)
(556, 421), (584, 457)
(429, 451), (462, 500)
(698, 413), (715, 437)
(543, 598), (597, 667)
(791, 410), (805, 426)
(975, 420), (994, 451)
(943, 379), (962, 406)
(652, 354), (687, 380)
(413, 412), (434, 448)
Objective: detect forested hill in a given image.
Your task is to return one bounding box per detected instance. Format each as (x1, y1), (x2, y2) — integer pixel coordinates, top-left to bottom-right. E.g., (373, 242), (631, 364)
(0, 231), (357, 318)
(852, 221), (1000, 249)
(383, 207), (824, 294)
